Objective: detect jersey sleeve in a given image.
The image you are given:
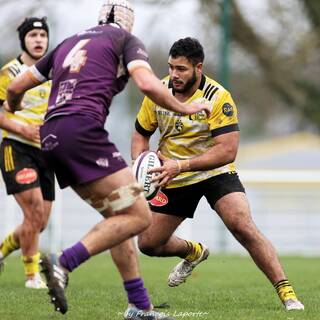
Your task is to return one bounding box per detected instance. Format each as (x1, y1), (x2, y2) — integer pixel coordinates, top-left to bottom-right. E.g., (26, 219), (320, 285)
(135, 96), (158, 136)
(31, 48), (57, 81)
(123, 34), (151, 73)
(0, 68), (12, 102)
(208, 90), (239, 137)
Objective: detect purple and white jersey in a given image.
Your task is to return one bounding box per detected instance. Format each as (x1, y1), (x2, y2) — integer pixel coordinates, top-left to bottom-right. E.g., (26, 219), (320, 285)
(31, 24), (150, 125)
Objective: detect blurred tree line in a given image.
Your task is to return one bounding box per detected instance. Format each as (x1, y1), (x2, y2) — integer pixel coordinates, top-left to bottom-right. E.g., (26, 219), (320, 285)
(0, 0), (319, 138)
(140, 0), (320, 138)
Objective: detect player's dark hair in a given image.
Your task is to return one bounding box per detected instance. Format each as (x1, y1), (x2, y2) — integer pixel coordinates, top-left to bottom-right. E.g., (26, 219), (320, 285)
(169, 37), (204, 65)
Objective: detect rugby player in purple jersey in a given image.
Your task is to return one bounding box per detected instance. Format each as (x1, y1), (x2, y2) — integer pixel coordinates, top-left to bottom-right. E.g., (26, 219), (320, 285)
(5, 1), (209, 318)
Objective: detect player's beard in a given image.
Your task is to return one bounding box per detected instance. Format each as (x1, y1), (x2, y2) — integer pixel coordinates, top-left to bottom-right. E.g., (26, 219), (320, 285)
(173, 69), (197, 93)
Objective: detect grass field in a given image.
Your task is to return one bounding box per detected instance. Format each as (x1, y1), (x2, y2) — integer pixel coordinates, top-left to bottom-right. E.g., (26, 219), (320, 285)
(0, 254), (319, 320)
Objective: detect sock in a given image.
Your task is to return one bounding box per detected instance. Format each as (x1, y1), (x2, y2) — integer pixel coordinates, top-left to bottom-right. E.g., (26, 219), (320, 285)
(0, 232), (19, 258)
(124, 278), (151, 310)
(184, 241), (202, 262)
(22, 252), (40, 278)
(59, 241), (90, 272)
(274, 279), (298, 302)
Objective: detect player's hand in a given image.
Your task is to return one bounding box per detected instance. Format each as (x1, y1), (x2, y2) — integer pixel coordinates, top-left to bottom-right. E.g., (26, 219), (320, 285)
(2, 100), (23, 112)
(2, 101), (13, 112)
(19, 124), (40, 143)
(183, 102), (211, 117)
(148, 151), (181, 187)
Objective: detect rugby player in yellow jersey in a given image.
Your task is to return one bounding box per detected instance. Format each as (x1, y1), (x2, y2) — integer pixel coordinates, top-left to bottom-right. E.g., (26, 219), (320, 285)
(131, 37), (304, 311)
(0, 17), (54, 289)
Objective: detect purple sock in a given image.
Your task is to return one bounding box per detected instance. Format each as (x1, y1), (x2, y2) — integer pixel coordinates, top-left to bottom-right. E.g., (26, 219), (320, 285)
(59, 242), (90, 272)
(124, 278), (151, 310)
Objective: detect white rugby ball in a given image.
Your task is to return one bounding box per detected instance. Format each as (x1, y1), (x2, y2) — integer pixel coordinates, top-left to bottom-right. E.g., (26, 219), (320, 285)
(132, 151), (162, 200)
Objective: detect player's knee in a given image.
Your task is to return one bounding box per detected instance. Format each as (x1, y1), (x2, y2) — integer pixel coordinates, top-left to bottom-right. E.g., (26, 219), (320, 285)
(138, 240), (158, 256)
(24, 203), (45, 232)
(229, 218), (258, 244)
(134, 204), (152, 231)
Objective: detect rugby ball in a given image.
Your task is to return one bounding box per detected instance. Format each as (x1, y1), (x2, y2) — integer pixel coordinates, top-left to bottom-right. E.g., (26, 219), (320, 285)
(132, 151), (162, 200)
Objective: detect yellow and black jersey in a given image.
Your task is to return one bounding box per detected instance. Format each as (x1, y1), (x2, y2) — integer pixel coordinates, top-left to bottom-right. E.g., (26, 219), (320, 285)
(135, 74), (239, 189)
(0, 56), (51, 148)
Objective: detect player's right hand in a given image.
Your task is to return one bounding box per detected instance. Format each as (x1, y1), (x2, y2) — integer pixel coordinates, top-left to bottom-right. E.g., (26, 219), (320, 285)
(20, 124), (40, 143)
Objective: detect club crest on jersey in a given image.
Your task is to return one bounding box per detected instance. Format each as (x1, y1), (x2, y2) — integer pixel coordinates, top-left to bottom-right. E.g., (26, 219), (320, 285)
(222, 103), (234, 117)
(175, 119), (183, 132)
(39, 88), (47, 99)
(15, 168), (37, 184)
(149, 191), (168, 207)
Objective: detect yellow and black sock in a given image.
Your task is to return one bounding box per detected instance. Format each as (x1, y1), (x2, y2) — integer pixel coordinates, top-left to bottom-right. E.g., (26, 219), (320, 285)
(274, 279), (298, 303)
(0, 232), (19, 258)
(185, 241), (202, 262)
(22, 252), (41, 278)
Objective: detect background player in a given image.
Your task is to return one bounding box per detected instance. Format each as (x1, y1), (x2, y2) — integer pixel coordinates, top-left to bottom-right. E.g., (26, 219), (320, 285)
(0, 17), (54, 289)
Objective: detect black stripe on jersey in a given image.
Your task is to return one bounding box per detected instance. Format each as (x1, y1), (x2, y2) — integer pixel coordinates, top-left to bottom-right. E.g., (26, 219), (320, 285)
(199, 74), (206, 90)
(8, 65), (20, 77)
(135, 119), (156, 137)
(17, 55), (23, 65)
(211, 124), (239, 137)
(208, 87), (219, 101)
(8, 66), (19, 77)
(203, 84), (213, 97)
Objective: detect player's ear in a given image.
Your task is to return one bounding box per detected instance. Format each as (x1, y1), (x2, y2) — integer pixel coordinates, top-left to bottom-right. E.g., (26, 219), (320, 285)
(195, 62), (203, 74)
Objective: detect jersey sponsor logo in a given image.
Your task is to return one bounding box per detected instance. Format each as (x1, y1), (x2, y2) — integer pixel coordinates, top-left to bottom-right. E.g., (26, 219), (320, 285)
(222, 103), (234, 117)
(149, 191), (168, 207)
(96, 158), (109, 168)
(56, 79), (77, 106)
(189, 111), (207, 121)
(15, 168), (37, 184)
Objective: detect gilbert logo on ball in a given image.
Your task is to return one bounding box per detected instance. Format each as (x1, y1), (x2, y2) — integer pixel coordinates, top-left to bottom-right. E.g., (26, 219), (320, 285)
(132, 151), (161, 200)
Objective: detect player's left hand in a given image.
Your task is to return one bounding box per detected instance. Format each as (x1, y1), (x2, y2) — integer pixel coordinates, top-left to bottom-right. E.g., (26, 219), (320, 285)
(148, 151), (181, 187)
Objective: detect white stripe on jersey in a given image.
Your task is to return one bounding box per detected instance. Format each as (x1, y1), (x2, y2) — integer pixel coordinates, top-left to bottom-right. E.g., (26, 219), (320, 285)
(30, 65), (47, 82)
(127, 60), (151, 73)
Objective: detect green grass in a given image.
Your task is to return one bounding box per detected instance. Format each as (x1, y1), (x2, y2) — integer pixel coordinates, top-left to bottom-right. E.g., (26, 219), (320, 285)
(0, 254), (319, 320)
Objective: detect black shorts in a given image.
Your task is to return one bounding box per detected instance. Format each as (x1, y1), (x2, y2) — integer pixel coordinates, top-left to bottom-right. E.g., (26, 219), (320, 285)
(149, 172), (245, 218)
(0, 138), (55, 200)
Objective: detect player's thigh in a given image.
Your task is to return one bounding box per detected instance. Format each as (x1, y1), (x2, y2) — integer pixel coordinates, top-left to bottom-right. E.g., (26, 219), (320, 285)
(74, 167), (136, 199)
(214, 192), (261, 239)
(139, 212), (185, 245)
(14, 187), (44, 221)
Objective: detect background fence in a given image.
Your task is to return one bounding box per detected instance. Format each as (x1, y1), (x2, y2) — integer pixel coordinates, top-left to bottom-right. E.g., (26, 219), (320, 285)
(1, 169), (320, 255)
